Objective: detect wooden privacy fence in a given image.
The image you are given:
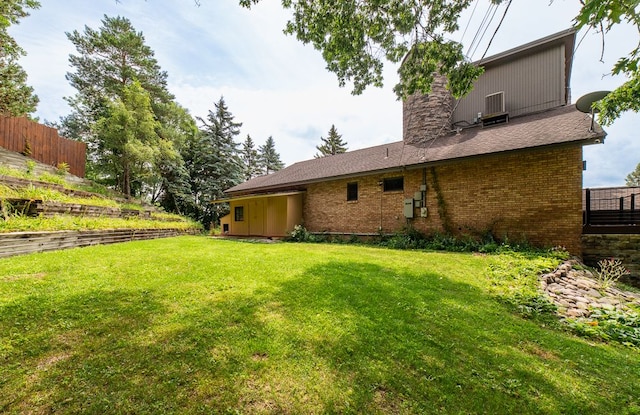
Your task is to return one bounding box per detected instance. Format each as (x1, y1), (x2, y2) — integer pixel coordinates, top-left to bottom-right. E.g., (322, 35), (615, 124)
(0, 116), (86, 177)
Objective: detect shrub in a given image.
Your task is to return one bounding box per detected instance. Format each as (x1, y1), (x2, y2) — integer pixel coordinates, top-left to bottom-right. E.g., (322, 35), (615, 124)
(25, 160), (36, 176)
(594, 258), (630, 290)
(288, 225), (314, 242)
(56, 162), (70, 176)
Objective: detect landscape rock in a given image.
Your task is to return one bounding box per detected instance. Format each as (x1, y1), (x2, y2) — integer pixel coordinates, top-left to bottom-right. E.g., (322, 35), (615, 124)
(539, 259), (640, 320)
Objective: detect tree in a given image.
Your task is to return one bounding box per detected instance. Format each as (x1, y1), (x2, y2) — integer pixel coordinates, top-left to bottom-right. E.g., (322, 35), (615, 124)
(240, 134), (261, 180)
(314, 124), (348, 158)
(94, 81), (161, 197)
(239, 0), (485, 100)
(65, 15), (172, 107)
(575, 1), (640, 125)
(238, 0), (639, 123)
(0, 0), (39, 116)
(626, 162), (640, 186)
(258, 136), (284, 174)
(191, 96), (243, 228)
(154, 102), (198, 213)
(61, 15), (194, 206)
(63, 15), (174, 163)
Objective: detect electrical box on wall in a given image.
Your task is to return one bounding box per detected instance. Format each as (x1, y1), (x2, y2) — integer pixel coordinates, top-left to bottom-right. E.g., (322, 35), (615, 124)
(414, 192), (422, 201)
(420, 207), (428, 217)
(403, 199), (414, 218)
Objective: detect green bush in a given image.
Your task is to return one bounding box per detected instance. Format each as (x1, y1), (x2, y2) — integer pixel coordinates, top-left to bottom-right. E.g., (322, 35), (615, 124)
(287, 225), (314, 242)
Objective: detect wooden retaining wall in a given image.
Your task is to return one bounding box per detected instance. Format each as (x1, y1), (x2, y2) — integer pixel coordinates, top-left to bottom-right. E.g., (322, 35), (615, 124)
(1, 198), (152, 219)
(0, 117), (86, 177)
(0, 175), (96, 198)
(0, 228), (200, 258)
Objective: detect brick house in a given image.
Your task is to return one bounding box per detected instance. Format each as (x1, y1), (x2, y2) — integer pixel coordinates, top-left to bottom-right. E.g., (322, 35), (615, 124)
(221, 29), (605, 254)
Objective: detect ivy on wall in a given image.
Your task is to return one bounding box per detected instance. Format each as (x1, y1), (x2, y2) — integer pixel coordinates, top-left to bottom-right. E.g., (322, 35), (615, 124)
(430, 167), (453, 234)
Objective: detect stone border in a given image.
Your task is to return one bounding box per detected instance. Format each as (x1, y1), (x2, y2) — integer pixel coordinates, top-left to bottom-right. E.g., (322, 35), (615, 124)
(540, 259), (640, 318)
(0, 228), (200, 258)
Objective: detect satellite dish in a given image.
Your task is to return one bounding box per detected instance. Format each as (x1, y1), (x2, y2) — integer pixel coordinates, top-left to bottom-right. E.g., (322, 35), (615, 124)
(576, 91), (610, 113)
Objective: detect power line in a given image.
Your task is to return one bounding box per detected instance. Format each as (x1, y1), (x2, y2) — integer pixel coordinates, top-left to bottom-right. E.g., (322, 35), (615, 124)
(471, 4), (500, 59)
(466, 2), (499, 59)
(480, 0), (514, 60)
(460, 0), (480, 44)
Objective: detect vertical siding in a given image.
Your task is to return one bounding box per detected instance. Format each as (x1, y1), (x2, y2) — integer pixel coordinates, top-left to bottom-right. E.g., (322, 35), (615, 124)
(0, 116), (86, 177)
(228, 195), (295, 237)
(453, 45), (566, 124)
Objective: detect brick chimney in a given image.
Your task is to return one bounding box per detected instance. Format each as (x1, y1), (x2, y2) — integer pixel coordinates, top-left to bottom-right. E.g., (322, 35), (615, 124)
(402, 73), (453, 145)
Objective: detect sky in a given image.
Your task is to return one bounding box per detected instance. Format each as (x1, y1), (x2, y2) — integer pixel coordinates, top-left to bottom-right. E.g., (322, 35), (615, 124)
(8, 0), (639, 188)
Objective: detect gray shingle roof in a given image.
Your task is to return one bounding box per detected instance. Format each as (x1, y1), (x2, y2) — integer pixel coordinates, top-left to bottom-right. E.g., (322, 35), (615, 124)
(226, 105), (605, 195)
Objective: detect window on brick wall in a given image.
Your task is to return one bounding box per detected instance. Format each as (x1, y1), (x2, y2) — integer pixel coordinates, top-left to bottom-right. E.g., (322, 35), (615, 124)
(383, 177), (404, 192)
(347, 182), (358, 201)
(234, 206), (244, 222)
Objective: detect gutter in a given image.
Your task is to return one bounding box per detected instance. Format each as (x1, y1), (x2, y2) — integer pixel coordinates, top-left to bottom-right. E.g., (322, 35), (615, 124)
(212, 190), (305, 204)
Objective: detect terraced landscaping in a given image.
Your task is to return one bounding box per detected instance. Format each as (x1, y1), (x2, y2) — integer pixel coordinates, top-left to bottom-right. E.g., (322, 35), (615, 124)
(0, 162), (202, 257)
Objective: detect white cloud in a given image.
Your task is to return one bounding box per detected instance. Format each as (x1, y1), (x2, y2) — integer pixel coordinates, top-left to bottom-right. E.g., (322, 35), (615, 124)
(8, 0), (639, 185)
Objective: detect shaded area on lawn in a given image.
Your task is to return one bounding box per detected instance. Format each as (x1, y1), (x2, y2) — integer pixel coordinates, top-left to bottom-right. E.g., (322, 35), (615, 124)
(0, 238), (639, 414)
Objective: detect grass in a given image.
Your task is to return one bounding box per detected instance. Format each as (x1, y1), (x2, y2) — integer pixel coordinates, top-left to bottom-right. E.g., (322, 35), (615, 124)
(0, 214), (201, 233)
(0, 237), (638, 414)
(0, 164), (67, 186)
(0, 184), (121, 208)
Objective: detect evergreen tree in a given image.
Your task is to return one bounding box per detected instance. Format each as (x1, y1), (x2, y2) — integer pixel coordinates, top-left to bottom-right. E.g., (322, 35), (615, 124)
(626, 162), (640, 187)
(61, 15), (191, 203)
(65, 15), (172, 110)
(155, 102), (198, 214)
(240, 134), (260, 180)
(258, 136), (284, 174)
(193, 96), (243, 228)
(314, 124), (348, 158)
(0, 0), (39, 116)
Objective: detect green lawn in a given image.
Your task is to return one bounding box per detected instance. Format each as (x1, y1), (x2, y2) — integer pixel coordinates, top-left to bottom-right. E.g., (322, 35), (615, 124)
(0, 236), (638, 414)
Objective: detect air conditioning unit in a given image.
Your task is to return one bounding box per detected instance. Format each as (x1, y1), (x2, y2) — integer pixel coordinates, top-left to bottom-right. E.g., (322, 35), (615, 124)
(484, 91), (505, 117)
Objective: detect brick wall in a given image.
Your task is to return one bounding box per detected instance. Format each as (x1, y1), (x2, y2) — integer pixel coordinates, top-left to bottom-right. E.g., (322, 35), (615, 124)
(303, 145), (584, 254)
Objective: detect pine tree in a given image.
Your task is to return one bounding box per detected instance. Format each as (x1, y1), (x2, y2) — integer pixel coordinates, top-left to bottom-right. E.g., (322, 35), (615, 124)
(0, 0), (40, 116)
(65, 15), (173, 109)
(61, 15), (192, 203)
(258, 136), (284, 174)
(194, 96), (243, 228)
(627, 162), (640, 187)
(240, 134), (260, 180)
(156, 102), (198, 214)
(314, 124), (347, 158)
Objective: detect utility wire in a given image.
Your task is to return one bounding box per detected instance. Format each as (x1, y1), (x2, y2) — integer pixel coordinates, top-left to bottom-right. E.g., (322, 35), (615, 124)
(460, 0), (480, 44)
(480, 0), (513, 60)
(469, 3), (500, 59)
(466, 3), (494, 57)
